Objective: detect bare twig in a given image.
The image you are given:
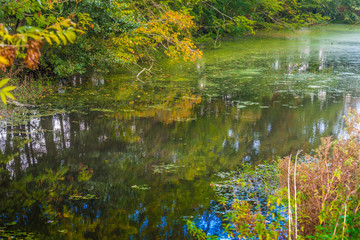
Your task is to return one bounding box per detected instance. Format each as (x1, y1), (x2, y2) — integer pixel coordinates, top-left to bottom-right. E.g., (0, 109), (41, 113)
(214, 28), (221, 48)
(0, 44), (27, 48)
(136, 61), (154, 82)
(205, 2), (234, 21)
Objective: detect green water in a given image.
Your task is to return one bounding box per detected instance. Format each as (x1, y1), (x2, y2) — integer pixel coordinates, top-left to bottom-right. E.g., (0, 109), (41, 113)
(2, 25), (360, 239)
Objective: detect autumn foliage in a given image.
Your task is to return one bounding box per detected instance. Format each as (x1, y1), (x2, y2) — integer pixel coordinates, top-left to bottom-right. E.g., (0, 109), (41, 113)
(136, 10), (202, 62)
(0, 19), (79, 73)
(278, 108), (360, 238)
(112, 9), (202, 67)
(24, 40), (43, 70)
(0, 45), (17, 72)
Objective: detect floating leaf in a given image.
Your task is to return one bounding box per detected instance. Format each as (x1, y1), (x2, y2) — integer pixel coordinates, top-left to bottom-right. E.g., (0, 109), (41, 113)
(131, 184), (150, 190)
(237, 105), (247, 109)
(90, 108), (115, 112)
(153, 164), (183, 173)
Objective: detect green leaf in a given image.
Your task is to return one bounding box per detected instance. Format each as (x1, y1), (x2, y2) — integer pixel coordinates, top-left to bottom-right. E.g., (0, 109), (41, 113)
(16, 26), (27, 34)
(334, 167), (342, 181)
(0, 78), (10, 88)
(26, 26), (44, 33)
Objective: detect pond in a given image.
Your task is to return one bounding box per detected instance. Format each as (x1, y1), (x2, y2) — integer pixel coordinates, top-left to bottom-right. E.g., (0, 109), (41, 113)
(2, 25), (360, 239)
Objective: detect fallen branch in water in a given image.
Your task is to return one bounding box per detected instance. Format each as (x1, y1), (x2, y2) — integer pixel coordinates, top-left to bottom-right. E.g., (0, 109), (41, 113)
(136, 61), (154, 82)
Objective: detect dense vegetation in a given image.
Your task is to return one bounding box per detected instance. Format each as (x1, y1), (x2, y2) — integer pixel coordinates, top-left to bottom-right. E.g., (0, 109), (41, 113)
(0, 0), (359, 83)
(1, 1), (360, 239)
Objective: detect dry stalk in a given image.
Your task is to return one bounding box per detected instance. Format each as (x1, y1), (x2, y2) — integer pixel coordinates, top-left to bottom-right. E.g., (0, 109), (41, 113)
(279, 109), (360, 236)
(294, 150), (302, 239)
(342, 203), (347, 240)
(288, 154), (292, 239)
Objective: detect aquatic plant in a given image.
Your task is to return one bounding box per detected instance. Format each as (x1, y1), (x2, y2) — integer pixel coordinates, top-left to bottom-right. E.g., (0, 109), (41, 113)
(188, 162), (287, 239)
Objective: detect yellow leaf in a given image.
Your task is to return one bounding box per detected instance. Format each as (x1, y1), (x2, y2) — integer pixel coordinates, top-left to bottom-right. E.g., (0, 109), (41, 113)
(58, 33), (67, 45)
(45, 36), (52, 45)
(4, 91), (15, 100)
(334, 167), (341, 181)
(50, 34), (61, 45)
(0, 92), (6, 105)
(0, 56), (9, 65)
(64, 31), (76, 43)
(26, 33), (42, 40)
(2, 86), (16, 92)
(61, 19), (71, 28)
(49, 24), (62, 32)
(0, 78), (10, 88)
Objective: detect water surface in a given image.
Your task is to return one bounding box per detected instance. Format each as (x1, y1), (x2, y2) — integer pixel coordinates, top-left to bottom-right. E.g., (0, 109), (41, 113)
(2, 25), (360, 239)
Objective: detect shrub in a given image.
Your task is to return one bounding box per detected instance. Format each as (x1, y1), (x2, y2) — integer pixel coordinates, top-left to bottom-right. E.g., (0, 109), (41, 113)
(188, 108), (360, 239)
(278, 108), (360, 239)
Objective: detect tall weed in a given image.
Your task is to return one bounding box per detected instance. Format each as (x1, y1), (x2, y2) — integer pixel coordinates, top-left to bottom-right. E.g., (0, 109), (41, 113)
(188, 109), (360, 239)
(278, 108), (360, 239)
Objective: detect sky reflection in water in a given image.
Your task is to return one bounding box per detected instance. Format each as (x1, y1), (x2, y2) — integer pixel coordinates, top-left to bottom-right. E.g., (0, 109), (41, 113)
(2, 25), (360, 239)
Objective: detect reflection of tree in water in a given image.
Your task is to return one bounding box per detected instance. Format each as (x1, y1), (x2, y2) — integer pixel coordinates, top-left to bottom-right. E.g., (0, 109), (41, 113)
(157, 94), (347, 174)
(3, 26), (360, 239)
(114, 91), (201, 124)
(0, 90), (353, 239)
